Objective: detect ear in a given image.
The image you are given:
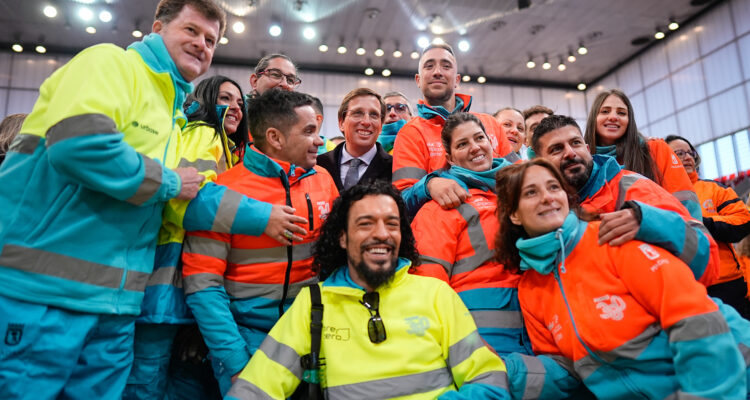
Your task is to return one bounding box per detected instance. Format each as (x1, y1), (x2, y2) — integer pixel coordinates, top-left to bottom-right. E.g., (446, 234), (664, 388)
(338, 118), (345, 133)
(414, 73), (421, 87)
(509, 211), (522, 227)
(152, 19), (163, 34)
(339, 232), (347, 250)
(454, 73), (461, 88)
(249, 74), (258, 90)
(265, 127), (285, 152)
(445, 152), (455, 166)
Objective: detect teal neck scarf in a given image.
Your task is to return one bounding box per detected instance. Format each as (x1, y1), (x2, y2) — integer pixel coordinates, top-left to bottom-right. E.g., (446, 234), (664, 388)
(515, 212), (584, 275)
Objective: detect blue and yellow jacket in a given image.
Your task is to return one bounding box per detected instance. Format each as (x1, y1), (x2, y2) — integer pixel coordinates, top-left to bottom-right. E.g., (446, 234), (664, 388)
(227, 259), (511, 400)
(0, 34), (191, 315)
(505, 215), (750, 399)
(182, 145), (339, 377)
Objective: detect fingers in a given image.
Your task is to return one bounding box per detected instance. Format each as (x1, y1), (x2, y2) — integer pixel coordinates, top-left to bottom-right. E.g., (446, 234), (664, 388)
(598, 210), (639, 246)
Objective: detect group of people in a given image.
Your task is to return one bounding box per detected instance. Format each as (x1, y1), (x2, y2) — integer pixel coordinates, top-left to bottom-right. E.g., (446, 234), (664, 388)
(1, 0), (750, 399)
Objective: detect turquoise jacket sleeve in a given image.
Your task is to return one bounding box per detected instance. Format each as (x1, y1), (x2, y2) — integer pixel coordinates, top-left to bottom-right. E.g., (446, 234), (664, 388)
(402, 170), (469, 217)
(503, 353), (581, 400)
(183, 182), (272, 235)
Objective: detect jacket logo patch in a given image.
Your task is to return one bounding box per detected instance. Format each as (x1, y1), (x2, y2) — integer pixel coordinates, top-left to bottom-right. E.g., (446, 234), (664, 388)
(131, 120), (160, 135)
(317, 201), (330, 220)
(702, 199), (716, 213)
(4, 323), (23, 346)
(405, 316), (429, 337)
(547, 315), (563, 342)
(594, 295), (626, 321)
(323, 326), (350, 341)
(638, 243), (660, 260)
(671, 153), (680, 165)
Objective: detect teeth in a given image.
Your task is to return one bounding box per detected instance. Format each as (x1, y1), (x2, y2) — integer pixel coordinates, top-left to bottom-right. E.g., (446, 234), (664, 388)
(367, 248), (388, 254)
(471, 154), (486, 162)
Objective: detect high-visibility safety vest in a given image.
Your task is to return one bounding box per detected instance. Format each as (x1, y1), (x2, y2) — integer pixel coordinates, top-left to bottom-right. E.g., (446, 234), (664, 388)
(182, 145), (339, 377)
(505, 219), (750, 399)
(227, 259), (512, 400)
(579, 155), (720, 286)
(0, 35), (190, 315)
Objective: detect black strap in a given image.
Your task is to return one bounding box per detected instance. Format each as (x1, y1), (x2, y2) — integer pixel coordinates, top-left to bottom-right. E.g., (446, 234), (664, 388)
(293, 284), (324, 400)
(309, 283), (323, 357)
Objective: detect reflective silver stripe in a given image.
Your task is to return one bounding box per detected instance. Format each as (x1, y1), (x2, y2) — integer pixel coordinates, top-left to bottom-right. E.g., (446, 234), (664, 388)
(503, 151), (521, 164)
(574, 353), (600, 380)
(452, 204), (493, 276)
(672, 189), (699, 205)
(212, 189), (242, 233)
(45, 113), (118, 146)
(126, 156), (164, 206)
(546, 354), (579, 380)
(419, 255), (452, 275)
(392, 167), (427, 182)
(739, 343), (750, 367)
(615, 173), (643, 209)
(667, 311), (728, 342)
(146, 265), (183, 288)
(184, 235), (230, 259)
(0, 244), (148, 291)
(519, 354), (545, 400)
(225, 379), (274, 400)
(471, 310), (523, 329)
(183, 272), (223, 295)
(467, 370), (509, 390)
(224, 276), (317, 299)
(257, 335), (303, 380)
(325, 368), (454, 400)
(664, 391), (707, 400)
(177, 157), (218, 174)
(447, 330), (484, 370)
(228, 241), (316, 265)
(596, 323), (661, 362)
(8, 134), (41, 154)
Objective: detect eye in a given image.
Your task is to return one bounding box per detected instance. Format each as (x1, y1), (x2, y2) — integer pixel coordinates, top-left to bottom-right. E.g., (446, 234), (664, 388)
(455, 141), (466, 148)
(572, 139), (583, 146)
(369, 112), (380, 120)
(549, 183), (561, 191)
(523, 189), (536, 197)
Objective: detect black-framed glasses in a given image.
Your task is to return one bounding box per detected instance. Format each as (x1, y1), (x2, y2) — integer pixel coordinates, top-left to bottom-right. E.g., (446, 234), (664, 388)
(674, 149), (697, 159)
(360, 292), (386, 343)
(258, 68), (302, 87)
(386, 103), (409, 113)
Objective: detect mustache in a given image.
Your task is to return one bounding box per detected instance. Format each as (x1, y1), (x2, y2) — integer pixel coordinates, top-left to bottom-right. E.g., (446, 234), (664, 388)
(560, 157), (585, 170)
(360, 239), (396, 252)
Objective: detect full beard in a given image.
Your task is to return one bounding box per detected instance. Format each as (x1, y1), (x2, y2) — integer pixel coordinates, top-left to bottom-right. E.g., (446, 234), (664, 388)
(350, 253), (399, 290)
(561, 157), (594, 190)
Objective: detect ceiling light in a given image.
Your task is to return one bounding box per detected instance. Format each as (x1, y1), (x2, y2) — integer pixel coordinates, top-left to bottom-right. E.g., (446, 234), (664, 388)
(577, 83), (587, 91)
(557, 62), (566, 71)
(12, 44), (23, 52)
(381, 68), (391, 77)
(232, 21), (245, 34)
(462, 75), (470, 82)
(393, 49), (402, 58)
(654, 29), (665, 39)
(303, 27), (316, 40)
(432, 37), (445, 45)
(35, 45), (47, 54)
(364, 67), (374, 76)
(577, 43), (587, 55)
(477, 76), (486, 84)
(374, 48), (384, 57)
(458, 28), (467, 35)
(99, 10), (112, 23)
(410, 51), (419, 59)
(668, 20), (679, 31)
(43, 5), (57, 18)
(356, 47), (366, 55)
(132, 29), (143, 38)
(219, 36), (229, 45)
(417, 36), (430, 48)
(542, 59), (551, 70)
(567, 51), (576, 62)
(269, 24), (281, 37)
(458, 39), (470, 52)
(318, 44), (328, 52)
(78, 6), (93, 21)
(337, 45), (347, 54)
(86, 26), (96, 34)
(526, 59), (536, 69)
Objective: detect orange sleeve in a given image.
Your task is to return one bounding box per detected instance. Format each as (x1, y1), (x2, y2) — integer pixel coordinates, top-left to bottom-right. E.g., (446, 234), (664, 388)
(648, 139), (695, 197)
(182, 230), (231, 280)
(410, 202), (461, 282)
(392, 121), (429, 191)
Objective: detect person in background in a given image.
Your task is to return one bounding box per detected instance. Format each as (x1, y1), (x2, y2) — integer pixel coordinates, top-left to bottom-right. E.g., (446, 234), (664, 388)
(247, 53), (299, 99)
(317, 88), (392, 191)
(0, 0), (223, 397)
(227, 181), (511, 400)
(312, 96), (336, 155)
(584, 89), (700, 219)
(182, 89), (338, 395)
(329, 135), (345, 146)
(410, 112), (530, 356)
(667, 134), (750, 319)
(493, 107), (526, 159)
(531, 115), (719, 286)
(378, 91), (413, 154)
(522, 105), (553, 159)
(495, 159), (750, 399)
(0, 113), (27, 165)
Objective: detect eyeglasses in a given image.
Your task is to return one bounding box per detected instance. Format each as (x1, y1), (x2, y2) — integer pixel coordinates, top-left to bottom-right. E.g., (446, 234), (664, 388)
(360, 292), (386, 343)
(347, 110), (381, 122)
(257, 68), (301, 87)
(673, 149), (698, 159)
(386, 103), (409, 113)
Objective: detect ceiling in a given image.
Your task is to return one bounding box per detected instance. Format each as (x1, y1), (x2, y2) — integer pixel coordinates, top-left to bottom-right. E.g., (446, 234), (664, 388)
(0, 0), (722, 89)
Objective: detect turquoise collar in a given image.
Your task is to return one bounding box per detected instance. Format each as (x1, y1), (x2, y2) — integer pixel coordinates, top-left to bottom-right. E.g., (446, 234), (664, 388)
(323, 258), (411, 290)
(377, 119), (407, 153)
(444, 158), (512, 192)
(515, 212), (585, 275)
(577, 155), (623, 201)
(417, 95), (470, 121)
(595, 144), (617, 158)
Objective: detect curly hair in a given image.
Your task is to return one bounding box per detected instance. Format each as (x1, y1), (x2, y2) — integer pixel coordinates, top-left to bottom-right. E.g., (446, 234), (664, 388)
(312, 181), (420, 280)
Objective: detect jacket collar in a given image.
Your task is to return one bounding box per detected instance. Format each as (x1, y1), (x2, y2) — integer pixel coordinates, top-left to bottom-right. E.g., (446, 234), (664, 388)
(516, 212), (586, 275)
(416, 93), (473, 122)
(441, 158), (513, 192)
(688, 170), (699, 184)
(323, 258), (411, 294)
(243, 145), (316, 182)
(577, 155), (623, 201)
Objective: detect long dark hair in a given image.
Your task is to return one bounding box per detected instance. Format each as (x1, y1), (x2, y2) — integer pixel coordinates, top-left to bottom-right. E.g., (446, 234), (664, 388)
(584, 89), (660, 183)
(184, 75), (248, 150)
(494, 158), (582, 273)
(312, 181), (420, 280)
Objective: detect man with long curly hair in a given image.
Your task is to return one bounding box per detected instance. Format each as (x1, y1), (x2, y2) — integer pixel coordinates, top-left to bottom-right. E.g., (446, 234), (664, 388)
(226, 181), (511, 399)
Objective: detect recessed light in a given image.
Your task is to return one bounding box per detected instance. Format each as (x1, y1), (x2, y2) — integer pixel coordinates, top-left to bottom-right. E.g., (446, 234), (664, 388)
(410, 51), (419, 59)
(477, 76), (486, 84)
(393, 50), (402, 58)
(86, 26), (96, 34)
(219, 37), (229, 45)
(78, 7), (93, 21)
(462, 75), (470, 82)
(577, 83), (587, 91)
(12, 44), (23, 52)
(35, 45), (47, 54)
(374, 48), (384, 57)
(233, 21), (245, 34)
(269, 24), (281, 37)
(132, 29), (143, 38)
(417, 36), (429, 48)
(356, 47), (366, 55)
(303, 27), (316, 40)
(364, 67), (374, 76)
(318, 44), (328, 52)
(99, 10), (112, 23)
(337, 45), (347, 54)
(458, 40), (470, 52)
(382, 68), (391, 77)
(43, 5), (57, 18)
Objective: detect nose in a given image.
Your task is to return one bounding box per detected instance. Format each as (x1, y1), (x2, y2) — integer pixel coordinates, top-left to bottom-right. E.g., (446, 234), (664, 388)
(372, 220), (389, 240)
(561, 144), (576, 159)
(313, 134), (324, 147)
(388, 109), (397, 118)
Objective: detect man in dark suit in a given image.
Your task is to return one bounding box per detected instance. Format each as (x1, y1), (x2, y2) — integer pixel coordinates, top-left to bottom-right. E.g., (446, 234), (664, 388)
(317, 88), (393, 191)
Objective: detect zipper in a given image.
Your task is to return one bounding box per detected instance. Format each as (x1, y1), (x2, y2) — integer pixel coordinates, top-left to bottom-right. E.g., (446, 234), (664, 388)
(305, 193), (314, 231)
(279, 170), (293, 318)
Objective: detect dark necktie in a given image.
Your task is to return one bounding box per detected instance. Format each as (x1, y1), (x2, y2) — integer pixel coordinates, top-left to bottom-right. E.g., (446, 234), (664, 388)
(343, 158), (363, 190)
